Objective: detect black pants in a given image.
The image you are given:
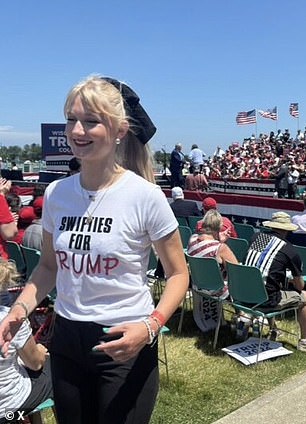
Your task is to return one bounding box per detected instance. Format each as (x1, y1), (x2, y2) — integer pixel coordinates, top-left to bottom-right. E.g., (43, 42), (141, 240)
(50, 315), (159, 424)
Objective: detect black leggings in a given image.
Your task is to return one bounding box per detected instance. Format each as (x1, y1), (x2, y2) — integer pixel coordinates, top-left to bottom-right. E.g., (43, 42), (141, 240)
(50, 315), (159, 424)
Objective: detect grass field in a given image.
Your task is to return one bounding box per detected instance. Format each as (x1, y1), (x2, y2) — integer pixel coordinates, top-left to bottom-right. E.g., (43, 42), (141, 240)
(42, 303), (306, 424)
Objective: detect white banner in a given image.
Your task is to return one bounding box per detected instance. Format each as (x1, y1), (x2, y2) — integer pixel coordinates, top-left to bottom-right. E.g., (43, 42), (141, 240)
(192, 290), (224, 332)
(222, 337), (292, 365)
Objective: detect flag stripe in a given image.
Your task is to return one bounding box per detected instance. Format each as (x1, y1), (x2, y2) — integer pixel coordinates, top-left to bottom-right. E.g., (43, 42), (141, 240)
(289, 102), (299, 118)
(236, 109), (256, 125)
(258, 107), (277, 121)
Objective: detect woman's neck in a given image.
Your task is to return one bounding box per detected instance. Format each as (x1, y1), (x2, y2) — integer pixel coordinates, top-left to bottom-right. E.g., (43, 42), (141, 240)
(80, 163), (125, 191)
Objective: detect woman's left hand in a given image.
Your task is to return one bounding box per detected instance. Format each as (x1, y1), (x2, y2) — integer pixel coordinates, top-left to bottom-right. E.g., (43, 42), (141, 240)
(92, 321), (150, 362)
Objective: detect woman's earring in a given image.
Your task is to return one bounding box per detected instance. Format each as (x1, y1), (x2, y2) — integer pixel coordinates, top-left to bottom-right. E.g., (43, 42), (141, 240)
(115, 138), (121, 145)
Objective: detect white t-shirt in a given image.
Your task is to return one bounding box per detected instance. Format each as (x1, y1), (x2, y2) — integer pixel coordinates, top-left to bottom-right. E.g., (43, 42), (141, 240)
(292, 213), (306, 233)
(43, 170), (177, 325)
(0, 306), (32, 418)
(188, 148), (205, 166)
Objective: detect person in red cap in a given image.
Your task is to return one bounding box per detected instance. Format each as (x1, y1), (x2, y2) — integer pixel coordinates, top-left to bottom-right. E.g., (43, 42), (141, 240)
(22, 197), (44, 251)
(196, 197), (238, 239)
(13, 206), (36, 245)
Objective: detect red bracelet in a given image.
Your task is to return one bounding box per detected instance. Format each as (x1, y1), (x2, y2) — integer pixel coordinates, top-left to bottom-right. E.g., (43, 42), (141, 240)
(150, 310), (166, 328)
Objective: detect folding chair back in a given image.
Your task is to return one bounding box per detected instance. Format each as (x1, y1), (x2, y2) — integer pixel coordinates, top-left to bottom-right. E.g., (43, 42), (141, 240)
(176, 216), (188, 227)
(227, 262), (268, 306)
(6, 241), (26, 277)
(178, 225), (192, 249)
(188, 216), (201, 233)
(234, 223), (255, 244)
(186, 255), (226, 349)
(226, 237), (249, 264)
(187, 256), (224, 292)
(294, 245), (306, 276)
(21, 245), (41, 280)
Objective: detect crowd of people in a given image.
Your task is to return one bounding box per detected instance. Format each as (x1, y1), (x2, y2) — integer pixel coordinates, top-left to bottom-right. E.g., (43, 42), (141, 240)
(169, 129), (306, 199)
(0, 73), (306, 423)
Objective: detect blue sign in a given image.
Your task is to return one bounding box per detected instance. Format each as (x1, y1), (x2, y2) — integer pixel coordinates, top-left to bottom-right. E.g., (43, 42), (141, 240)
(41, 123), (72, 157)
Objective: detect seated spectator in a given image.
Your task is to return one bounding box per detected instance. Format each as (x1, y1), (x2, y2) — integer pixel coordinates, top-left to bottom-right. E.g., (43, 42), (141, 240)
(28, 185), (46, 207)
(22, 197), (44, 251)
(196, 197), (238, 240)
(244, 212), (306, 351)
(0, 259), (53, 423)
(14, 206), (36, 245)
(187, 209), (238, 298)
(5, 192), (22, 216)
(170, 187), (202, 218)
(292, 192), (306, 233)
(185, 166), (208, 192)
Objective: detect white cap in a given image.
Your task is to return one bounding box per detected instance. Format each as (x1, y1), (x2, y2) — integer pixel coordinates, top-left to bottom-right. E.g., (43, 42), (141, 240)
(171, 187), (184, 200)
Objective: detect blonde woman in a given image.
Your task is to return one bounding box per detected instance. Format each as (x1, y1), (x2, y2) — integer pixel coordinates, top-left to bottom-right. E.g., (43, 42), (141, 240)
(0, 76), (188, 424)
(187, 209), (238, 297)
(0, 259), (52, 423)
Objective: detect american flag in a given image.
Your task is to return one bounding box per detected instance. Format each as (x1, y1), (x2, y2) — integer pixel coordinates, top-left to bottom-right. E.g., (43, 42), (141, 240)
(258, 107), (278, 121)
(245, 233), (286, 279)
(236, 109), (256, 125)
(289, 102), (299, 118)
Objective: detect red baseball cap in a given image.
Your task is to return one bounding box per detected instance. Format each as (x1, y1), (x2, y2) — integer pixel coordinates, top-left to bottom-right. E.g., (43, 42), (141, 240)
(18, 206), (36, 225)
(33, 196), (44, 216)
(202, 197), (217, 210)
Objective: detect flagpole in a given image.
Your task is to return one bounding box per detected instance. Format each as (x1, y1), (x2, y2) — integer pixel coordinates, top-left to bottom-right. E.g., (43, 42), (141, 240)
(255, 109), (258, 140)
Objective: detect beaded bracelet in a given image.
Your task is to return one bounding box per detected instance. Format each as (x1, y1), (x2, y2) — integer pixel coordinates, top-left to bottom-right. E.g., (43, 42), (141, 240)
(150, 316), (162, 332)
(143, 317), (156, 345)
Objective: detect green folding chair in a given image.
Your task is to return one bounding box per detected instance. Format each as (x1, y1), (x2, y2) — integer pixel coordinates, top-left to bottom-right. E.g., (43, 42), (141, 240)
(234, 223), (255, 244)
(186, 255), (228, 349)
(176, 216), (188, 227)
(293, 244), (306, 285)
(6, 241), (27, 278)
(21, 245), (41, 280)
(226, 237), (249, 264)
(178, 225), (192, 249)
(188, 215), (202, 233)
(227, 262), (300, 364)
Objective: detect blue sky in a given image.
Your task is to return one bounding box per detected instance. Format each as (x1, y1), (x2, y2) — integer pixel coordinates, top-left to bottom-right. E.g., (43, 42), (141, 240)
(1, 0), (306, 157)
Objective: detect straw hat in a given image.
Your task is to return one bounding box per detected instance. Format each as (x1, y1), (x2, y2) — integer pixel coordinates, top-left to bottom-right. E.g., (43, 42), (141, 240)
(262, 212), (298, 232)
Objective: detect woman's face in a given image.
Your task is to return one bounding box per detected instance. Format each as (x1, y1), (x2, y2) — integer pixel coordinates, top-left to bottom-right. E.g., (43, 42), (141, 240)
(65, 95), (116, 162)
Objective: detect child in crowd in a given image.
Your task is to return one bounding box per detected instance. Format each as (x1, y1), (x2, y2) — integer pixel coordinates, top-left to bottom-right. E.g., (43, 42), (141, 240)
(0, 259), (53, 424)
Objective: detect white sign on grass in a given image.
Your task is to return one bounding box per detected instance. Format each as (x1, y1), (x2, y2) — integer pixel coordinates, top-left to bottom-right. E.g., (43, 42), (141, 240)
(222, 337), (292, 365)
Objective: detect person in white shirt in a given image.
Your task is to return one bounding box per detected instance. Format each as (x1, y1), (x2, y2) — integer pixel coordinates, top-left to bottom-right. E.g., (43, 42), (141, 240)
(287, 165), (300, 199)
(292, 193), (306, 233)
(188, 144), (206, 173)
(0, 75), (189, 424)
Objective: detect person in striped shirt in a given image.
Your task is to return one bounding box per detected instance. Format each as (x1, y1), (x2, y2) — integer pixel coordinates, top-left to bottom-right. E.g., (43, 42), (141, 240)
(187, 209), (238, 298)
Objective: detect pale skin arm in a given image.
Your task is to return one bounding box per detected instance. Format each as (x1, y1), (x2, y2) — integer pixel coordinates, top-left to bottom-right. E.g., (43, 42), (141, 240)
(0, 230), (57, 356)
(18, 338), (48, 371)
(95, 229), (189, 362)
(218, 243), (239, 267)
(0, 221), (18, 240)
